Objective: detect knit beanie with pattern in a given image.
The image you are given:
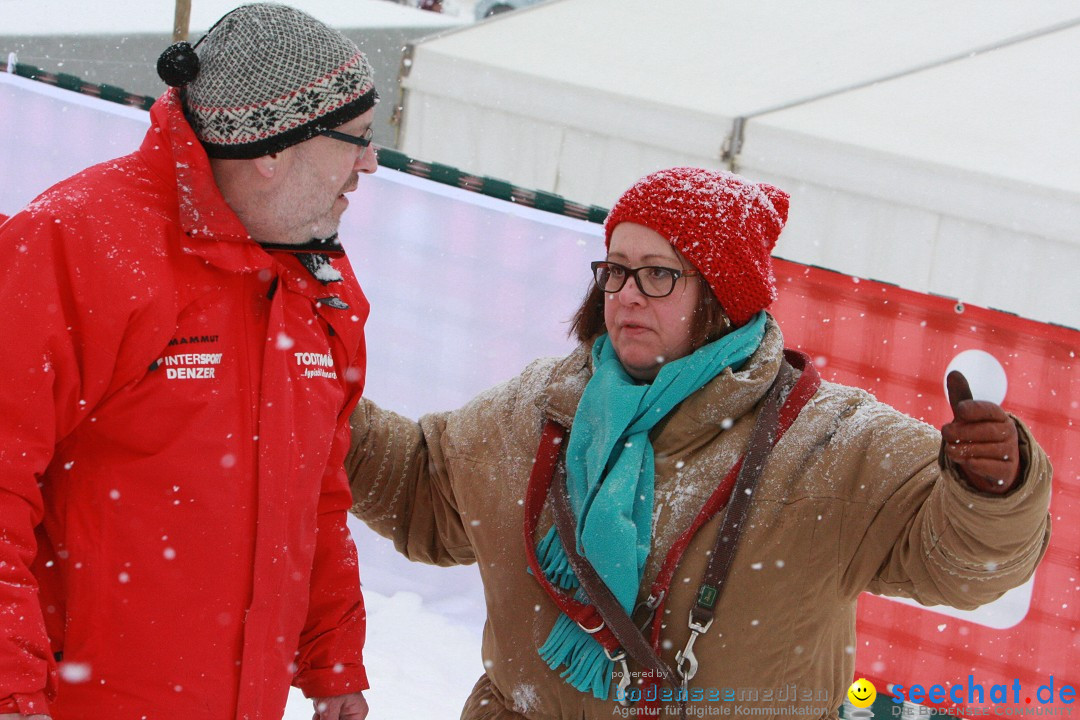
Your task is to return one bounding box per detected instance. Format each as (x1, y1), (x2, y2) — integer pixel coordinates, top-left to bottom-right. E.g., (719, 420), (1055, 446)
(156, 3), (378, 159)
(603, 167), (790, 327)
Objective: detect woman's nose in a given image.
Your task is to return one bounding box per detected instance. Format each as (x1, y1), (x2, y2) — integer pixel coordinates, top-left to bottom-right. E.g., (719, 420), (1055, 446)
(615, 275), (647, 305)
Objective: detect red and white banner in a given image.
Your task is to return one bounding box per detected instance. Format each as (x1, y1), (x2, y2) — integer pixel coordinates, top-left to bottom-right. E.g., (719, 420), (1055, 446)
(773, 261), (1079, 699)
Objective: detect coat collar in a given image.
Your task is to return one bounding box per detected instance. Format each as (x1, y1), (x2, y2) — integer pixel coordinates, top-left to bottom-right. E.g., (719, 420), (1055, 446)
(536, 343), (592, 429)
(537, 316), (787, 438)
(139, 89), (270, 274)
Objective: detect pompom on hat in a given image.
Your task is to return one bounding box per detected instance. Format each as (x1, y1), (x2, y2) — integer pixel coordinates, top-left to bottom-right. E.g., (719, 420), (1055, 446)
(156, 3), (378, 159)
(604, 167), (790, 327)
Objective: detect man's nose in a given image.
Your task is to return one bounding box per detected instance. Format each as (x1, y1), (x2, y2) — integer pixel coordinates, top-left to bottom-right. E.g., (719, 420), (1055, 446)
(356, 145), (378, 174)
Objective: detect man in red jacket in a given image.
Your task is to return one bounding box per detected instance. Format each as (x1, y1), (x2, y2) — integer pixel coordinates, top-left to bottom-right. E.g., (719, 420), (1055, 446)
(0, 4), (378, 719)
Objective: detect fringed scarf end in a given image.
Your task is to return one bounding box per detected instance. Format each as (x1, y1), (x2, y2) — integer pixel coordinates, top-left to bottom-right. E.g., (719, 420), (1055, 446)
(538, 612), (614, 700)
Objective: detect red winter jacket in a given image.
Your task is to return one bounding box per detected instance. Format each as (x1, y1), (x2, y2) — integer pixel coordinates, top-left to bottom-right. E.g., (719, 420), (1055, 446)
(0, 90), (369, 718)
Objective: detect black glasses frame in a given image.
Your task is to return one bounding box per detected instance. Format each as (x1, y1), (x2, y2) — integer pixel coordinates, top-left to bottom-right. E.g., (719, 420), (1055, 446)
(318, 126), (375, 159)
(591, 260), (700, 298)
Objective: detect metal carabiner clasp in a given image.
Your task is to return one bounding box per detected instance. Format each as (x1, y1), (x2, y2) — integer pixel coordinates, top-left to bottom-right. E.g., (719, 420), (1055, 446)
(674, 631), (701, 683)
(606, 648), (632, 706)
(674, 614), (713, 684)
(633, 591), (665, 631)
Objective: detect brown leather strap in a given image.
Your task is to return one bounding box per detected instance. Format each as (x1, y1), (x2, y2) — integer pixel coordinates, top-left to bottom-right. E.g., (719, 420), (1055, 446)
(689, 359), (794, 630)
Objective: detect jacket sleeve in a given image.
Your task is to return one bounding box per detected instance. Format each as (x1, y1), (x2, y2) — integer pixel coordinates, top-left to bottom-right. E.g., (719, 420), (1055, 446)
(292, 377), (370, 698)
(345, 398), (475, 567)
(838, 398), (1052, 609)
(0, 210), (136, 713)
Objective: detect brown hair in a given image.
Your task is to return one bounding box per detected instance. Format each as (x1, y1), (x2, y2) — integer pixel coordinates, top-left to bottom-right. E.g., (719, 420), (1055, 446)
(568, 274), (730, 348)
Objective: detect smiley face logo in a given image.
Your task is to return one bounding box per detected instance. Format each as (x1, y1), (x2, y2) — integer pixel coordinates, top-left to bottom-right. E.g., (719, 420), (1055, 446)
(848, 678), (877, 708)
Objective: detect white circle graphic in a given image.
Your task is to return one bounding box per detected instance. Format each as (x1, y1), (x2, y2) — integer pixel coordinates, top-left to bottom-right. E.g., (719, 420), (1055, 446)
(944, 349), (1008, 405)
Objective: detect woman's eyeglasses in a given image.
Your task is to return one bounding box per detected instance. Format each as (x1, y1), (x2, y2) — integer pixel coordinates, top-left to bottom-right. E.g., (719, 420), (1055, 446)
(591, 260), (699, 298)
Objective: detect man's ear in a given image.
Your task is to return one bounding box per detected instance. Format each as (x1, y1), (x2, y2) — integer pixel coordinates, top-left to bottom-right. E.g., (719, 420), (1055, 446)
(251, 152), (280, 179)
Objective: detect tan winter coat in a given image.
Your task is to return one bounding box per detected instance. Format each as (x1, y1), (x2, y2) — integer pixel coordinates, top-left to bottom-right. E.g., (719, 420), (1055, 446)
(346, 319), (1051, 720)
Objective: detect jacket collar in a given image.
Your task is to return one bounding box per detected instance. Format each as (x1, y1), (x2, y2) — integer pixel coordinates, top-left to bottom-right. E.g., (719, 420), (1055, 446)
(537, 316), (787, 436)
(670, 317), (785, 432)
(536, 344), (593, 429)
(139, 89), (271, 274)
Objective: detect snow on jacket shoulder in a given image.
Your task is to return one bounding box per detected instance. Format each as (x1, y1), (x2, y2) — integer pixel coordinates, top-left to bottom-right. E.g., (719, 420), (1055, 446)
(346, 318), (1051, 719)
(0, 89), (369, 719)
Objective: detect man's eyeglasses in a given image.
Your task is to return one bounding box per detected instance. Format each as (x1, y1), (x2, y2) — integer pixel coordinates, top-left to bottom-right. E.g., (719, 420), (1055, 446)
(591, 260), (699, 298)
(318, 126), (375, 160)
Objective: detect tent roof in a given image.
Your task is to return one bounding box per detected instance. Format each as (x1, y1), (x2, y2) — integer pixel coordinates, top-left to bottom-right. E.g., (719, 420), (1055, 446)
(403, 0), (1080, 234)
(404, 0), (1080, 216)
(410, 0), (1079, 120)
(754, 24), (1080, 200)
(742, 23), (1080, 245)
(398, 0), (1080, 327)
(2, 0), (462, 36)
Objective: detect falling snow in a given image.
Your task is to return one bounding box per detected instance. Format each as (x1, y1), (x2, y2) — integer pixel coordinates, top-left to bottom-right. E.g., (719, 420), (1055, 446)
(59, 662), (92, 684)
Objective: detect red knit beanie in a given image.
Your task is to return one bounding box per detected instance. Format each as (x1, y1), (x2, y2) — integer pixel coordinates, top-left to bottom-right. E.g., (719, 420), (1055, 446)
(604, 167), (790, 327)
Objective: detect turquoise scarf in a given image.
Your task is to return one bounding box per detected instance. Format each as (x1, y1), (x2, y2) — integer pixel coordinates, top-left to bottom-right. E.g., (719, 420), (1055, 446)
(535, 311), (767, 698)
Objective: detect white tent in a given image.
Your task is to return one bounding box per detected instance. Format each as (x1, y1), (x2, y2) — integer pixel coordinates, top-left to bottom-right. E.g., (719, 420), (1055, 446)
(396, 0), (1080, 328)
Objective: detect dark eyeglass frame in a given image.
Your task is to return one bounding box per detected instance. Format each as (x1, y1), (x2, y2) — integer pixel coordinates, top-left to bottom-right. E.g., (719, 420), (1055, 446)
(591, 260), (700, 299)
(318, 126), (375, 159)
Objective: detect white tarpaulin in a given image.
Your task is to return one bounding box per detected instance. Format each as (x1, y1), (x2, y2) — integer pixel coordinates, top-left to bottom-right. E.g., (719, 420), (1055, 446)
(396, 0), (1080, 328)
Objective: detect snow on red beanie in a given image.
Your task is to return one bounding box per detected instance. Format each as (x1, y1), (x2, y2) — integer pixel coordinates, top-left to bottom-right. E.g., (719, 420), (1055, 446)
(604, 167), (790, 327)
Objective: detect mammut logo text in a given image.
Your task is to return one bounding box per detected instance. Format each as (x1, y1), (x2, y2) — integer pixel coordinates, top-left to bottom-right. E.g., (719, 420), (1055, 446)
(168, 335), (219, 346)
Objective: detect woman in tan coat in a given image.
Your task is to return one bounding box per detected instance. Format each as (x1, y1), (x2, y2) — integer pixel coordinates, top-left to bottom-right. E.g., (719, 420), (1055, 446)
(346, 168), (1051, 719)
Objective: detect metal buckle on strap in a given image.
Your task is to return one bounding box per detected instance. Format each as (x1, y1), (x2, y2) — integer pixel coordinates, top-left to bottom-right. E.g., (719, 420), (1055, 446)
(576, 617), (605, 634)
(605, 647), (632, 706)
(674, 614), (713, 684)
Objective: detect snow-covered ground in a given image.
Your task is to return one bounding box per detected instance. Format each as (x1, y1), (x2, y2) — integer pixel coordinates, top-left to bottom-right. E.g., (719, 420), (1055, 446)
(285, 588), (483, 715)
(283, 590), (481, 718)
(283, 520), (487, 718)
(297, 519), (486, 717)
